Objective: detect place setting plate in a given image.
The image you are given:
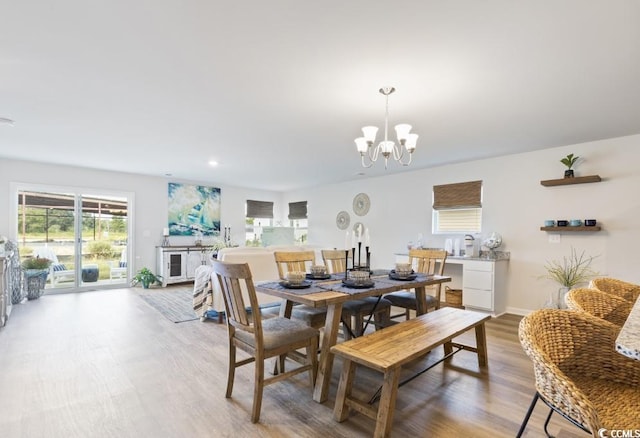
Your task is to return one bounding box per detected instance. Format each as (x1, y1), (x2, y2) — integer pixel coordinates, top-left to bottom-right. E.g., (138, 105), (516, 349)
(306, 273), (332, 280)
(341, 279), (375, 289)
(279, 280), (312, 289)
(388, 269), (417, 281)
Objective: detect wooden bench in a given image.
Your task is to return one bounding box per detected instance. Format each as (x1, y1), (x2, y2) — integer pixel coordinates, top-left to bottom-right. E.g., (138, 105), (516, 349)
(331, 307), (491, 438)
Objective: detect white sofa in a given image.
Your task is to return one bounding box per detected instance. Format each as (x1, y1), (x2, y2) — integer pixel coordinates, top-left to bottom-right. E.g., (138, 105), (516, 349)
(209, 245), (324, 312)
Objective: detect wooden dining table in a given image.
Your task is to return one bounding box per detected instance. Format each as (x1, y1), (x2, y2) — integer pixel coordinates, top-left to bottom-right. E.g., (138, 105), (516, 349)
(255, 271), (452, 403)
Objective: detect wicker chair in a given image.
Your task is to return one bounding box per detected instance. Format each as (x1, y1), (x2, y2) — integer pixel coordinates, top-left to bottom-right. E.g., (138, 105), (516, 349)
(565, 287), (633, 327)
(517, 309), (640, 437)
(590, 277), (640, 303)
(212, 260), (319, 423)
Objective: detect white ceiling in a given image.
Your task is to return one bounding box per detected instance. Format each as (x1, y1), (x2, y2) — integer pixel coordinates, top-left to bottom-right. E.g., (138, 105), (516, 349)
(1, 1), (639, 192)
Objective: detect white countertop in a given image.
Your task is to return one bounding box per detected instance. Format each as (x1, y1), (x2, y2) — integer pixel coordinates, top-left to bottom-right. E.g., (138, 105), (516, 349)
(616, 295), (640, 361)
(395, 251), (510, 264)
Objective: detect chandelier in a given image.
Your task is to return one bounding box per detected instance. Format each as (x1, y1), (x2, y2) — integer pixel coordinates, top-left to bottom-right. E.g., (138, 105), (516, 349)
(354, 87), (418, 168)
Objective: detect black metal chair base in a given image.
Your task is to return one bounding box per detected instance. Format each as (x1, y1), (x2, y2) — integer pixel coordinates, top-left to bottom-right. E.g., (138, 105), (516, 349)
(516, 391), (591, 438)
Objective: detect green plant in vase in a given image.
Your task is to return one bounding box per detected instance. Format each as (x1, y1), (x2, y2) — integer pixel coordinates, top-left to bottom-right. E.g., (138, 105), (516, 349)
(131, 267), (163, 289)
(541, 247), (598, 308)
(21, 257), (53, 300)
(560, 153), (579, 178)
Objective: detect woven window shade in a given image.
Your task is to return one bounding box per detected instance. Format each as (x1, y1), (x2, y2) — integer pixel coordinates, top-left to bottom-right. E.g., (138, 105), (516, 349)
(433, 180), (482, 210)
(246, 200), (274, 218)
(288, 201), (308, 220)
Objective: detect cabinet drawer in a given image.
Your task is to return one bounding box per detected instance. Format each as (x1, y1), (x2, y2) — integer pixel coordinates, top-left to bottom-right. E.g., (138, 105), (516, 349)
(463, 288), (492, 310)
(463, 270), (492, 290)
(464, 260), (494, 272)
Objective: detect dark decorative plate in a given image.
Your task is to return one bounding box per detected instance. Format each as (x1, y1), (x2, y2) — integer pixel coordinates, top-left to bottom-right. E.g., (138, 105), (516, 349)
(342, 279), (375, 289)
(279, 280), (312, 289)
(306, 273), (331, 280)
(390, 269), (415, 275)
(389, 273), (418, 281)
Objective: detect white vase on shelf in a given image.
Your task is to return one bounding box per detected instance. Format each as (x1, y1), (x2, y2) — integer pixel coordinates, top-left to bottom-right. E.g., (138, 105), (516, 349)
(557, 286), (571, 309)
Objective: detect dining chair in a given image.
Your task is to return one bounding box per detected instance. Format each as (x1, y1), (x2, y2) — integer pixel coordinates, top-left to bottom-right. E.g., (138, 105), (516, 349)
(590, 277), (640, 303)
(516, 308), (640, 437)
(565, 287), (633, 327)
(321, 249), (391, 339)
(272, 251), (327, 329)
(212, 260), (319, 423)
(384, 249), (448, 320)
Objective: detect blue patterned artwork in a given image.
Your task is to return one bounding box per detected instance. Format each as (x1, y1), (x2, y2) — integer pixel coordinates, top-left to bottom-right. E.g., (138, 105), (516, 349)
(168, 183), (221, 236)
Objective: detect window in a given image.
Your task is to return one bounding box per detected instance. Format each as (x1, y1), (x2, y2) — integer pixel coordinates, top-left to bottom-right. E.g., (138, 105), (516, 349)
(288, 201), (308, 244)
(432, 180), (482, 234)
(245, 200), (274, 246)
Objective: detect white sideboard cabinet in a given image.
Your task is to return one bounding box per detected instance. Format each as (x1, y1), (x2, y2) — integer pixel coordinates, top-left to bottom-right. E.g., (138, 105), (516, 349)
(461, 259), (508, 315)
(395, 251), (509, 315)
(156, 246), (211, 287)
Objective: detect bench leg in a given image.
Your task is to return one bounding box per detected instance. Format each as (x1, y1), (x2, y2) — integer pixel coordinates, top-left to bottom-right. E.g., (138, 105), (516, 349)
(475, 322), (488, 367)
(375, 368), (401, 438)
(333, 358), (356, 422)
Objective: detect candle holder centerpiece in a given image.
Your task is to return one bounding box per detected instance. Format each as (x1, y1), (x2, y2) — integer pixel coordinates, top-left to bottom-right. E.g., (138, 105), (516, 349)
(343, 227), (373, 288)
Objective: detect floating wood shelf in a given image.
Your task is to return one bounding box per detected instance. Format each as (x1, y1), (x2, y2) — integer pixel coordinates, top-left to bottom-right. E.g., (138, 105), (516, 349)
(540, 175), (602, 186)
(540, 226), (601, 232)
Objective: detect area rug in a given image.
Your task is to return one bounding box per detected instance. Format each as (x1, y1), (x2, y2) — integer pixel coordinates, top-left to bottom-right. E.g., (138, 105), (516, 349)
(137, 288), (199, 323)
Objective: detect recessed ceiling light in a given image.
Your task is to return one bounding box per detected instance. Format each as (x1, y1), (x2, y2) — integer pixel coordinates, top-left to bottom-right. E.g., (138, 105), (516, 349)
(209, 160), (219, 167)
(0, 117), (15, 126)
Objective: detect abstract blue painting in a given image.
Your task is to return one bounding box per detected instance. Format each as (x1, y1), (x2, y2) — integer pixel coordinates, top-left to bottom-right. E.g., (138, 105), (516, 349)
(168, 183), (221, 236)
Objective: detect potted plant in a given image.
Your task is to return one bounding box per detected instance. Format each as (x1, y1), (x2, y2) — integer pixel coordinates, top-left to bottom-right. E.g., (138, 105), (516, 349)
(541, 247), (598, 308)
(131, 267), (163, 289)
(22, 257), (52, 300)
(560, 153), (579, 178)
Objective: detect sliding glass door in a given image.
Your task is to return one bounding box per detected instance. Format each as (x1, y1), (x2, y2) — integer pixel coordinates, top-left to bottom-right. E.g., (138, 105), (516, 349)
(13, 184), (131, 293)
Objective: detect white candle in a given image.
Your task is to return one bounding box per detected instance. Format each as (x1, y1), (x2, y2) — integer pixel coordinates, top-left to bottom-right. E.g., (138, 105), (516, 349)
(364, 228), (370, 247)
(345, 231), (350, 250)
(351, 231), (356, 248)
(163, 228), (169, 236)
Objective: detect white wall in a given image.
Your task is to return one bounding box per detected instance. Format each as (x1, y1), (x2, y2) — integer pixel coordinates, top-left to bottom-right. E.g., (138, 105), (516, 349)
(3, 135), (639, 312)
(283, 135), (640, 314)
(0, 159), (282, 273)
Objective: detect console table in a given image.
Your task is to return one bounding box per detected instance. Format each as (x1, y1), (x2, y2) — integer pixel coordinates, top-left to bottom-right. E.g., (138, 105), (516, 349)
(156, 246), (212, 286)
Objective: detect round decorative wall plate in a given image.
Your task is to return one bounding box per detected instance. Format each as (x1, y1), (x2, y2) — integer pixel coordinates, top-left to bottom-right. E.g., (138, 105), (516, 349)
(353, 193), (370, 216)
(336, 211), (350, 230)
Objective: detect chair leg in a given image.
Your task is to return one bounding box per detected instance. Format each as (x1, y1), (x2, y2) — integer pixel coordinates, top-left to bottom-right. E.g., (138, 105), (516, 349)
(374, 308), (391, 330)
(516, 392), (540, 438)
(543, 407), (555, 438)
(354, 313), (364, 337)
(307, 336), (319, 387)
(226, 342), (236, 398)
(251, 353), (265, 423)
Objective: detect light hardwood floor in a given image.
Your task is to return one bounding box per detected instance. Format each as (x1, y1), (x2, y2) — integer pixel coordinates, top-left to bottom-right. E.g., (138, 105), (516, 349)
(0, 287), (584, 438)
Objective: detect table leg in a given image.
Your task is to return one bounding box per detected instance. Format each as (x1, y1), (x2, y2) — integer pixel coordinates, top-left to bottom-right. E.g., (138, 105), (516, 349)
(313, 303), (343, 403)
(475, 323), (488, 367)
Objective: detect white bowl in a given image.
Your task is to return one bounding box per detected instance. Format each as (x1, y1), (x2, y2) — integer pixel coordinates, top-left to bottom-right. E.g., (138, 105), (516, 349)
(286, 271), (306, 284)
